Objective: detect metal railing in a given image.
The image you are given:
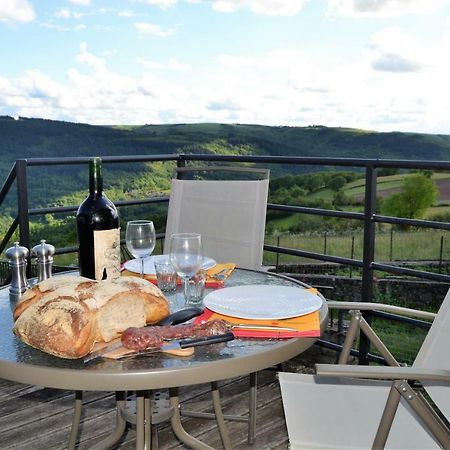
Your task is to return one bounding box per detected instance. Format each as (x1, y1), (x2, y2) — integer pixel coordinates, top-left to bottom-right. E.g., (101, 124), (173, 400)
(1, 153), (450, 362)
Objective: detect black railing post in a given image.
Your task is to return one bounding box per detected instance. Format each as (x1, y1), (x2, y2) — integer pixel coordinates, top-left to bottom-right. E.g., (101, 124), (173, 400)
(390, 229), (394, 261)
(350, 235), (355, 278)
(176, 154), (187, 178)
(276, 235), (280, 272)
(359, 163), (378, 364)
(16, 159), (32, 277)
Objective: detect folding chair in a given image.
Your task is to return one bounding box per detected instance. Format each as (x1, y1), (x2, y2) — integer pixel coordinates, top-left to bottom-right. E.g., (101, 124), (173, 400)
(164, 166), (270, 444)
(279, 291), (450, 449)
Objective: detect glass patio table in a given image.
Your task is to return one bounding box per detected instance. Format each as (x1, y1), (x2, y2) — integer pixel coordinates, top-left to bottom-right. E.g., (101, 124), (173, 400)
(0, 268), (329, 449)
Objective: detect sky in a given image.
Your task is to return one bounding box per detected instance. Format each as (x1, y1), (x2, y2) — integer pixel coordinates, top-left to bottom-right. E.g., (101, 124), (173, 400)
(1, 0), (450, 134)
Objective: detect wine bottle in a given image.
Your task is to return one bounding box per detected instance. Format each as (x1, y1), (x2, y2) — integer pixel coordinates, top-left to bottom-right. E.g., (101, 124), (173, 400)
(76, 157), (120, 280)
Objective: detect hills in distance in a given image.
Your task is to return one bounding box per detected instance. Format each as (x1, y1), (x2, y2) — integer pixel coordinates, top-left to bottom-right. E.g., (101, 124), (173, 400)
(2, 115), (450, 165)
(1, 115), (450, 211)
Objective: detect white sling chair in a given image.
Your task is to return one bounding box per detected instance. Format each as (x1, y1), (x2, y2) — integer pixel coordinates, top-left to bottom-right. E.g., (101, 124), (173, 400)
(279, 289), (450, 449)
(164, 166), (270, 444)
(163, 166), (269, 269)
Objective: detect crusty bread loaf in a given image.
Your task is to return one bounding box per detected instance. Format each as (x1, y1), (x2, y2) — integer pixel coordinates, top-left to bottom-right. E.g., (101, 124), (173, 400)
(13, 275), (170, 359)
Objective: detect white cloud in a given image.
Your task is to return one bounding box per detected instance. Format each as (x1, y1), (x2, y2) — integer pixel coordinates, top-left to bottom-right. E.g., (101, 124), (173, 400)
(327, 0), (450, 18)
(54, 8), (71, 19)
(135, 0), (308, 15)
(69, 0), (91, 5)
(1, 33), (450, 133)
(210, 0), (308, 15)
(76, 42), (107, 73)
(368, 26), (427, 72)
(53, 8), (84, 19)
(134, 22), (176, 36)
(137, 56), (191, 71)
(0, 0), (35, 24)
(139, 0), (178, 8)
(39, 21), (86, 32)
(118, 10), (138, 17)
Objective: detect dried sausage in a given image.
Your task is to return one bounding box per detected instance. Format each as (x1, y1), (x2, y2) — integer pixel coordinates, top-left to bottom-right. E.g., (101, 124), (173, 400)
(121, 319), (228, 350)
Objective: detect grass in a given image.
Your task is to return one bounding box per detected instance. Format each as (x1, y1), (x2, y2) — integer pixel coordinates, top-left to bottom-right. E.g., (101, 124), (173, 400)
(265, 229), (444, 365)
(305, 172), (450, 204)
(264, 229), (450, 265)
(345, 317), (429, 366)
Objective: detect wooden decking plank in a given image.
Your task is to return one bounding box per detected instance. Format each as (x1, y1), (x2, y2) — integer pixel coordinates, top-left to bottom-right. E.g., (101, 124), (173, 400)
(173, 378), (286, 449)
(152, 372), (282, 449)
(0, 391), (111, 449)
(0, 349), (328, 449)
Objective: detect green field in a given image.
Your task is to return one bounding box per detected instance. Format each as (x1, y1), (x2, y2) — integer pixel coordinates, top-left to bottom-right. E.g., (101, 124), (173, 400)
(264, 229), (450, 266)
(306, 172), (450, 204)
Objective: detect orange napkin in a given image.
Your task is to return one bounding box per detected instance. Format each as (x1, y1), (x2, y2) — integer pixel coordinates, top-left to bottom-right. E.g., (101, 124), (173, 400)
(193, 307), (321, 339)
(121, 262), (236, 288)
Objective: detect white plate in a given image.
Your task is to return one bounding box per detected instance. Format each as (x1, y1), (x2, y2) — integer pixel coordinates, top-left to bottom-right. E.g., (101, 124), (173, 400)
(203, 285), (322, 320)
(124, 255), (216, 275)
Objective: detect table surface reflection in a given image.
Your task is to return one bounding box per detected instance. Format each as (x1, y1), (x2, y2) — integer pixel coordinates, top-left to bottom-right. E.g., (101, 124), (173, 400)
(0, 269), (328, 391)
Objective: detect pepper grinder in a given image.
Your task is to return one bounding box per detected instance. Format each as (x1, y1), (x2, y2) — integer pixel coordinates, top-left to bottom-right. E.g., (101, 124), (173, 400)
(6, 241), (30, 305)
(32, 239), (55, 282)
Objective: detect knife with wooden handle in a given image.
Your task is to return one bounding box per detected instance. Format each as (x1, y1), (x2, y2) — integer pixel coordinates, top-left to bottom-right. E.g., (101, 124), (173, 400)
(113, 332), (235, 360)
(84, 332), (234, 362)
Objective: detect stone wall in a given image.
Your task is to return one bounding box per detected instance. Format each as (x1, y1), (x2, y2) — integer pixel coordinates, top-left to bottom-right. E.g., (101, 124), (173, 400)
(275, 271), (449, 310)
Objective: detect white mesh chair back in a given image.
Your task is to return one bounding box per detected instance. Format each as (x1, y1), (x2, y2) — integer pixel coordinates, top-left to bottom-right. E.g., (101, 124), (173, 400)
(413, 287), (450, 420)
(163, 172), (269, 269)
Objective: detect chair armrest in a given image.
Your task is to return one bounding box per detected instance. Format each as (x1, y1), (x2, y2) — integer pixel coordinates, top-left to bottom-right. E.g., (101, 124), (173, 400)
(326, 301), (436, 320)
(316, 363), (450, 383)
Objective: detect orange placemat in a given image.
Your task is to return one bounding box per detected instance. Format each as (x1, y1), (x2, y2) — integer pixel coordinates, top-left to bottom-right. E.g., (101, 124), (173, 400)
(121, 262), (236, 288)
(194, 307), (320, 339)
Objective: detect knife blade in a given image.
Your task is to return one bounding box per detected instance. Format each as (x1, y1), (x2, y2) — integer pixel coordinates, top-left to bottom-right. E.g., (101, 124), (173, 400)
(231, 324), (298, 332)
(116, 332), (235, 359)
(84, 340), (123, 363)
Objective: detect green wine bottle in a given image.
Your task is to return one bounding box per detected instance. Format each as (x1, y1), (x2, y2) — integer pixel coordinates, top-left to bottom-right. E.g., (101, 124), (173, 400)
(76, 157), (120, 280)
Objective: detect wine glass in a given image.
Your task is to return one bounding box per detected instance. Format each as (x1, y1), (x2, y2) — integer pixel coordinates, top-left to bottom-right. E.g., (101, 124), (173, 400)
(126, 220), (156, 278)
(169, 233), (202, 302)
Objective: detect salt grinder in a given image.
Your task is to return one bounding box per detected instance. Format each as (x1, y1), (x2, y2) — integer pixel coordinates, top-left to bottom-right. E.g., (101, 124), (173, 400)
(32, 239), (55, 282)
(6, 242), (30, 304)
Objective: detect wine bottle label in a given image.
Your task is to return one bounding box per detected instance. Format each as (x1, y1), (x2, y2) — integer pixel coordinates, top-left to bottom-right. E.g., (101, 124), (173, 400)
(93, 228), (121, 280)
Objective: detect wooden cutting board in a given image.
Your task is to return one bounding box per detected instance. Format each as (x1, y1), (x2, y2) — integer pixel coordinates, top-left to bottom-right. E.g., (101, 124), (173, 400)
(89, 339), (195, 359)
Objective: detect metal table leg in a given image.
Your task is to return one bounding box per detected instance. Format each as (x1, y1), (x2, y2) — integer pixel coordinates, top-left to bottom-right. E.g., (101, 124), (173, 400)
(169, 388), (215, 450)
(68, 390), (83, 450)
(91, 391), (128, 450)
(144, 390), (152, 448)
(248, 372), (257, 444)
(135, 390), (152, 450)
(210, 381), (232, 449)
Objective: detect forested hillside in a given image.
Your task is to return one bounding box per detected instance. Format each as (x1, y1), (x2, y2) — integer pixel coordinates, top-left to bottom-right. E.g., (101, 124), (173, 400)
(2, 115), (450, 214)
(3, 116), (450, 175)
(2, 116), (450, 265)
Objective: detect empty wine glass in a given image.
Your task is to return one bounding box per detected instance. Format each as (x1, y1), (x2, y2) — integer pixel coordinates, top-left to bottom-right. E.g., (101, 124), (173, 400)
(169, 233), (202, 303)
(126, 220), (156, 278)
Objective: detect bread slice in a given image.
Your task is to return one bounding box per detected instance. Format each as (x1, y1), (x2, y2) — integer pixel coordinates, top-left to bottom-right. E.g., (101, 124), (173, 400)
(13, 275), (170, 359)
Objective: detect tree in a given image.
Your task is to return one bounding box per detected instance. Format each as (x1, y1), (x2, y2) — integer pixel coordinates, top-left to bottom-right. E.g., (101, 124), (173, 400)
(305, 173), (324, 193)
(378, 168), (400, 177)
(381, 173), (438, 221)
(329, 175), (347, 191)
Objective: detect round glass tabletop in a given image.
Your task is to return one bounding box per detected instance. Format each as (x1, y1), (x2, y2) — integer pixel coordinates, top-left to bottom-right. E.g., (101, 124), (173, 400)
(0, 269), (328, 391)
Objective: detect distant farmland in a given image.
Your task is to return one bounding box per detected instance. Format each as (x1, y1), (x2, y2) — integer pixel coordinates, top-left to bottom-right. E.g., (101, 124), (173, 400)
(345, 173), (450, 204)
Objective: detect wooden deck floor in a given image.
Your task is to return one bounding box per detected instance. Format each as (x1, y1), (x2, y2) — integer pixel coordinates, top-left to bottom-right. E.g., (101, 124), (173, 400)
(0, 346), (331, 449)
